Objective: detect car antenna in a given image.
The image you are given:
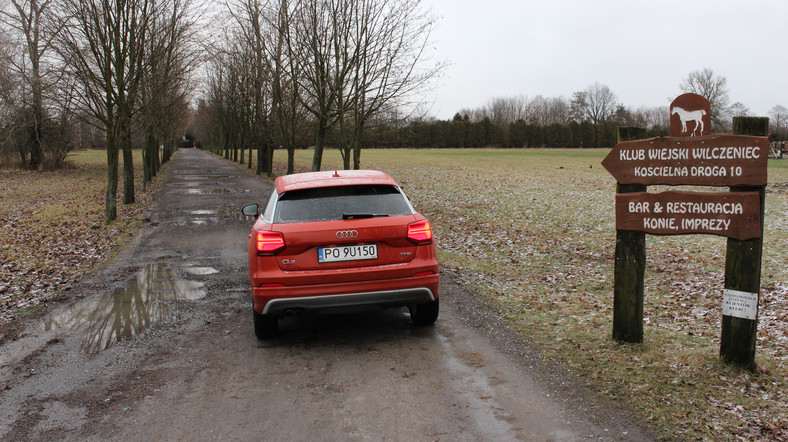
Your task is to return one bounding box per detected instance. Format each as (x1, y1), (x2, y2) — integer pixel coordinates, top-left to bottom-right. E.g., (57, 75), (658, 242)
(333, 170), (340, 177)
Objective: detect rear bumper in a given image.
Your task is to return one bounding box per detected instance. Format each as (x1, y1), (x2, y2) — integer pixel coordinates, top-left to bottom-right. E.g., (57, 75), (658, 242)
(252, 273), (439, 316)
(262, 287), (435, 316)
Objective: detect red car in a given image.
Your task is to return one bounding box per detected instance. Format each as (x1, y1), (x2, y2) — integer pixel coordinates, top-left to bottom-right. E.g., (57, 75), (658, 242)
(242, 170), (440, 338)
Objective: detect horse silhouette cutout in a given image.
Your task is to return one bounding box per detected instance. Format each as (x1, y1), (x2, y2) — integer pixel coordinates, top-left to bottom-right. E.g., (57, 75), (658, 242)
(671, 106), (706, 136)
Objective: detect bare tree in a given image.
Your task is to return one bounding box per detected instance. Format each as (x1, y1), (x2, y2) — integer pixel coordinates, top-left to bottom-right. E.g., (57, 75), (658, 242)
(483, 97), (516, 128)
(526, 95), (548, 125)
(225, 0), (275, 174)
(200, 0), (441, 171)
(268, 0), (305, 174)
(288, 0), (353, 171)
(544, 96), (570, 125)
(203, 58), (232, 156)
(569, 91), (587, 123)
(632, 105), (669, 132)
(0, 30), (20, 162)
(522, 95), (569, 126)
(679, 68), (730, 131)
(341, 0), (441, 169)
(729, 102), (751, 118)
(0, 0), (66, 169)
(59, 0), (156, 222)
(138, 0), (198, 187)
(508, 95), (530, 123)
(584, 82), (618, 124)
(769, 105), (787, 140)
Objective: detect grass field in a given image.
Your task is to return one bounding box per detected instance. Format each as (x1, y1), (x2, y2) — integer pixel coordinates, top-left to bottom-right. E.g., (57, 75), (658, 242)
(268, 147), (788, 440)
(0, 150), (159, 322)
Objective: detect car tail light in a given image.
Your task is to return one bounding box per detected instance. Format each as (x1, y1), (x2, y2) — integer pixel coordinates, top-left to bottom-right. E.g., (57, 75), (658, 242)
(407, 221), (433, 244)
(256, 231), (285, 254)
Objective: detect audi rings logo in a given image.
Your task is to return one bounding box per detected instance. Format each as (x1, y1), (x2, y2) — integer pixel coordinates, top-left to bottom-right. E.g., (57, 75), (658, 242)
(336, 230), (358, 239)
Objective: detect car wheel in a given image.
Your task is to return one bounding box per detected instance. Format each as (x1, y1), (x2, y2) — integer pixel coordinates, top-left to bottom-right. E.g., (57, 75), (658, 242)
(253, 309), (278, 339)
(410, 298), (439, 326)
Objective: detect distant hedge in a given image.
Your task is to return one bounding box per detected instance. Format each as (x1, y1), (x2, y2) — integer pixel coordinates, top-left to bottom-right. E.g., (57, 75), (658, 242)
(361, 118), (668, 149)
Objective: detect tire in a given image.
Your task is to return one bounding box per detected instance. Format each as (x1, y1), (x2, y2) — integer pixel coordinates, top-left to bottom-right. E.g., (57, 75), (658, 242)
(410, 298), (439, 326)
(253, 309), (278, 339)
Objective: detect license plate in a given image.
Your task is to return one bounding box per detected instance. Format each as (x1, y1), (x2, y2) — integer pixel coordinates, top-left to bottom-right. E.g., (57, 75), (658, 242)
(318, 244), (378, 263)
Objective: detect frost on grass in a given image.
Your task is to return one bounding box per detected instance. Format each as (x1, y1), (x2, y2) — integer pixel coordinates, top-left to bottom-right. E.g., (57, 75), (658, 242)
(303, 148), (787, 440)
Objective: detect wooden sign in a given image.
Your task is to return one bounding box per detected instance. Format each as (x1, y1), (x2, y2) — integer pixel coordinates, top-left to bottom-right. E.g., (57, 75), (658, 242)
(601, 134), (769, 187)
(616, 191), (762, 240)
(671, 93), (711, 137)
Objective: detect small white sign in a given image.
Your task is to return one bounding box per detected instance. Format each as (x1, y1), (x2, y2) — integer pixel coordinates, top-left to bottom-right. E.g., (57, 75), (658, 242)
(722, 289), (759, 320)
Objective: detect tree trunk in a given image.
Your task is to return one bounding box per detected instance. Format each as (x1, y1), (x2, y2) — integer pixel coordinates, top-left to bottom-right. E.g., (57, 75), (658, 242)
(256, 144), (263, 174)
(143, 131), (157, 190)
(121, 121), (135, 204)
(352, 140), (361, 170)
(341, 143), (351, 170)
(352, 123), (364, 170)
(29, 105), (44, 170)
(17, 147), (28, 169)
(312, 122), (327, 172)
(105, 128), (119, 223)
(28, 44), (44, 170)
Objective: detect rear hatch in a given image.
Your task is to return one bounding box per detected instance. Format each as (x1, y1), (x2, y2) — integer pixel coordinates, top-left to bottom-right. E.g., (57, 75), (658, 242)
(274, 216), (420, 272)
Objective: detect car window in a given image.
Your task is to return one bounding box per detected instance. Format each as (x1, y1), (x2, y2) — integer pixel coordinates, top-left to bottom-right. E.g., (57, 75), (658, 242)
(261, 188), (278, 223)
(274, 185), (413, 223)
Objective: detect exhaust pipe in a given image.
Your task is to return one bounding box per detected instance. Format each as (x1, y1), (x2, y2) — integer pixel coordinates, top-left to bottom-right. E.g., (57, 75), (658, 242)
(284, 308), (305, 318)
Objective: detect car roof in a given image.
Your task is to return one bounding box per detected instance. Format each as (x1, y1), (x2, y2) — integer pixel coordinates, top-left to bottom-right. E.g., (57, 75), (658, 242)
(274, 170), (399, 194)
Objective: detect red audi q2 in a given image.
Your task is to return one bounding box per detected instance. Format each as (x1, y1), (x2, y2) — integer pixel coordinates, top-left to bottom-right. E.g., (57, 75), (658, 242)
(243, 170), (439, 338)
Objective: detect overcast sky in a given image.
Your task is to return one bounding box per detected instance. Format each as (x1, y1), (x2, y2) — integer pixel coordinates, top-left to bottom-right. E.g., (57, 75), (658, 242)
(422, 0), (787, 120)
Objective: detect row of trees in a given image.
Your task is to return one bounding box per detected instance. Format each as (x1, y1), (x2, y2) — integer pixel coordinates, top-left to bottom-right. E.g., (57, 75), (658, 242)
(399, 69), (788, 148)
(0, 0), (197, 222)
(455, 70), (786, 136)
(197, 62), (788, 167)
(3, 0), (785, 225)
(191, 0), (442, 174)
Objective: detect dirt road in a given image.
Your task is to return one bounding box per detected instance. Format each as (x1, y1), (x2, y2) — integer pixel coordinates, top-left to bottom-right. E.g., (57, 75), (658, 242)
(0, 149), (652, 440)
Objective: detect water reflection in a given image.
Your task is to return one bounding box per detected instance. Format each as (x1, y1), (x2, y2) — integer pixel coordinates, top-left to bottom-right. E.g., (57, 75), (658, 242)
(185, 188), (232, 195)
(44, 264), (206, 354)
(183, 266), (219, 275)
(184, 209), (248, 223)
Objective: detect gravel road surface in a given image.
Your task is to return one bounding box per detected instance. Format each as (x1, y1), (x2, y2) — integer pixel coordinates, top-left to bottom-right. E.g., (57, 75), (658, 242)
(0, 149), (652, 440)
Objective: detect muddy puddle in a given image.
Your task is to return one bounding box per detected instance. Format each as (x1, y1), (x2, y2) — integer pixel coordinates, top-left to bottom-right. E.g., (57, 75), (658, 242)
(44, 264), (215, 355)
(183, 266), (219, 275)
(185, 188), (232, 195)
(183, 209), (249, 225)
(172, 174), (230, 180)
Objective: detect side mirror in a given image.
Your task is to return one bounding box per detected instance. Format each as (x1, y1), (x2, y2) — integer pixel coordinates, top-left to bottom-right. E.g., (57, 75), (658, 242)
(241, 203), (259, 218)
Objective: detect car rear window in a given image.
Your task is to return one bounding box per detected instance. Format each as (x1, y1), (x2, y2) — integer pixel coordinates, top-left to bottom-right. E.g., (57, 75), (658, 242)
(274, 185), (413, 223)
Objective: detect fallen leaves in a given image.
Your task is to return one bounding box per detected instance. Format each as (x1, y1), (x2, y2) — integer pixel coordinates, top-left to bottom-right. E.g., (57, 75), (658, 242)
(0, 151), (158, 322)
(279, 148), (788, 440)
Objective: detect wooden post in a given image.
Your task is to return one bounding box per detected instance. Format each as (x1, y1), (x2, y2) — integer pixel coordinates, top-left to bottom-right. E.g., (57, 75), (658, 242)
(721, 117), (768, 370)
(612, 127), (647, 343)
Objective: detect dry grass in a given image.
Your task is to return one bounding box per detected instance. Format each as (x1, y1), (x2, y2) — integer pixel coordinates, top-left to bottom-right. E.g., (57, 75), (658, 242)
(3, 146), (785, 439)
(0, 150), (160, 321)
(267, 147), (787, 440)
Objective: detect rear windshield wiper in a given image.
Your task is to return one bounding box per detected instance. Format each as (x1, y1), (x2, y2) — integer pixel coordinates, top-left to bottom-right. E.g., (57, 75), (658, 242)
(342, 213), (390, 220)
